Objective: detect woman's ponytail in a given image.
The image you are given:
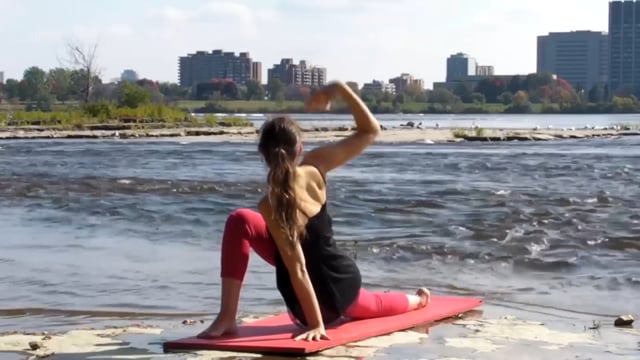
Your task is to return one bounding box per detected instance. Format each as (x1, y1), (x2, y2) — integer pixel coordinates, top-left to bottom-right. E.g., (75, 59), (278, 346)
(267, 147), (303, 248)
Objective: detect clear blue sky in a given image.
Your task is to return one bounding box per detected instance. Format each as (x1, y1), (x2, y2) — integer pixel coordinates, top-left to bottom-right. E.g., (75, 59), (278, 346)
(1, 0), (609, 88)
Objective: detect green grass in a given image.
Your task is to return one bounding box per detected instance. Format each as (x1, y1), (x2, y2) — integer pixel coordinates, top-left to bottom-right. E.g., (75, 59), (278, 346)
(177, 100), (305, 113)
(176, 100), (516, 114)
(0, 103), (252, 130)
(0, 99), (612, 116)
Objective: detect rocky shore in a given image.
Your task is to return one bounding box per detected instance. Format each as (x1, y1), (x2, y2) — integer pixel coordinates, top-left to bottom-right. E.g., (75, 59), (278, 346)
(0, 305), (637, 360)
(1, 125), (639, 143)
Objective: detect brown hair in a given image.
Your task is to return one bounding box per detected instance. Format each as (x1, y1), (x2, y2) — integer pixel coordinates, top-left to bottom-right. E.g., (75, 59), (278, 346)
(258, 116), (304, 248)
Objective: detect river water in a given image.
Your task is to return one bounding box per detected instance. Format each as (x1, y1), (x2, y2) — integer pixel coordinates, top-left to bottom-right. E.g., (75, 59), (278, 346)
(0, 114), (639, 338)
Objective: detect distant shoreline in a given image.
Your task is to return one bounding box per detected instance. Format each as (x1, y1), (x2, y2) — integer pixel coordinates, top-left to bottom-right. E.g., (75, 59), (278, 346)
(176, 100), (639, 115)
(2, 125), (639, 143)
(3, 99), (640, 116)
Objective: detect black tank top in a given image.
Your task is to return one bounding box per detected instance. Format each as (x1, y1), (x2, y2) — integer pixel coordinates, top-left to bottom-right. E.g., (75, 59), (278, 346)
(273, 202), (362, 326)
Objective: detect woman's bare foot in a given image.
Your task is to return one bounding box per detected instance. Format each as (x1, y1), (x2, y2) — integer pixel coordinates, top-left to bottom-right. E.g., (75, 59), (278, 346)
(416, 287), (431, 307)
(406, 287), (431, 310)
(196, 314), (238, 339)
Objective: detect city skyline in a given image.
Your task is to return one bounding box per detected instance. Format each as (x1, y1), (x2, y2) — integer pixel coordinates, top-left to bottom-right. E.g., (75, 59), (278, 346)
(0, 0), (610, 87)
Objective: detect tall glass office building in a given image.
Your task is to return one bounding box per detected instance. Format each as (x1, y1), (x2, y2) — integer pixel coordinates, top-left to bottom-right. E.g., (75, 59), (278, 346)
(609, 0), (640, 96)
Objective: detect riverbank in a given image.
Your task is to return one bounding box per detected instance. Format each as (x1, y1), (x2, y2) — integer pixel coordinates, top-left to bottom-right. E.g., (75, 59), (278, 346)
(4, 99), (640, 115)
(178, 100), (640, 115)
(0, 302), (637, 359)
(1, 125), (639, 143)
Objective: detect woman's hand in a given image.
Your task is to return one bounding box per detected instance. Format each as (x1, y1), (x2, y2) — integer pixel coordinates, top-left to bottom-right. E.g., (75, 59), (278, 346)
(304, 82), (346, 112)
(294, 326), (331, 341)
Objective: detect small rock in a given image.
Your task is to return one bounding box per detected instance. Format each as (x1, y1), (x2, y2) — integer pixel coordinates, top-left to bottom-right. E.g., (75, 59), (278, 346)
(614, 314), (634, 327)
(42, 335), (52, 340)
(182, 319), (197, 325)
(29, 341), (42, 350)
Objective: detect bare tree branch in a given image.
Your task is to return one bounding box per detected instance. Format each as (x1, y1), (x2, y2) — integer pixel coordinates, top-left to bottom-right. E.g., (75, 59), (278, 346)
(62, 38), (102, 103)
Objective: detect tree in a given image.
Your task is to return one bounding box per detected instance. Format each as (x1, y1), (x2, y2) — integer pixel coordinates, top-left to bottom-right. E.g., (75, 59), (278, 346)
(136, 78), (164, 103)
(555, 78), (574, 92)
(91, 83), (119, 102)
(195, 79), (239, 100)
(612, 96), (639, 113)
(551, 88), (576, 105)
(380, 91), (394, 103)
(508, 75), (524, 94)
(3, 79), (20, 101)
(393, 93), (406, 105)
(524, 73), (554, 93)
(159, 82), (190, 101)
(63, 39), (101, 103)
(21, 66), (48, 101)
(222, 81), (239, 100)
(588, 83), (605, 103)
(498, 91), (513, 105)
(474, 78), (506, 103)
(453, 82), (473, 103)
(119, 82), (150, 108)
(428, 88), (459, 104)
(403, 83), (424, 102)
(47, 68), (72, 102)
(245, 79), (265, 100)
(268, 79), (285, 101)
(513, 90), (529, 107)
(69, 69), (88, 101)
(506, 90), (532, 113)
(360, 91), (379, 103)
(536, 85), (553, 103)
(471, 92), (486, 104)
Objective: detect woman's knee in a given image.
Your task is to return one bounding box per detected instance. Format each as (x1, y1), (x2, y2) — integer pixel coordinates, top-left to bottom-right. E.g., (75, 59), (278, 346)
(222, 208), (274, 265)
(226, 208), (256, 228)
(225, 208), (265, 238)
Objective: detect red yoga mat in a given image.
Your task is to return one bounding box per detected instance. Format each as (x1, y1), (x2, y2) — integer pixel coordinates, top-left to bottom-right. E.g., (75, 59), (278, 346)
(163, 296), (482, 355)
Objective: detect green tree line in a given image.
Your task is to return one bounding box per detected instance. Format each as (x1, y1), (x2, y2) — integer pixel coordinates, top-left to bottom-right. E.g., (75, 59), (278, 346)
(2, 62), (639, 114)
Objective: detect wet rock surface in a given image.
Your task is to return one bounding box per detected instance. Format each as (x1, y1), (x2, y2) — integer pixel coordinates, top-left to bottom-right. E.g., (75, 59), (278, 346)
(615, 315), (635, 327)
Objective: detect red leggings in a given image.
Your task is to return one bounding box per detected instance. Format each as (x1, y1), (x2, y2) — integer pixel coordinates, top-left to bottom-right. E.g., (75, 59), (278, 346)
(220, 208), (410, 320)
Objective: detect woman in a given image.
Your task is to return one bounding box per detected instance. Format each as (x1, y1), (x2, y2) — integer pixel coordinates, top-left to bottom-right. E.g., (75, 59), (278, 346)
(198, 81), (430, 342)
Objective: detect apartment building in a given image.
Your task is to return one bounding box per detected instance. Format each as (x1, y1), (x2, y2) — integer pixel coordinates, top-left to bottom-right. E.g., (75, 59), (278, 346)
(178, 49), (262, 87)
(362, 80), (396, 95)
(389, 73), (424, 94)
(267, 59), (326, 87)
(476, 65), (495, 76)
